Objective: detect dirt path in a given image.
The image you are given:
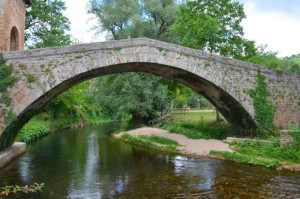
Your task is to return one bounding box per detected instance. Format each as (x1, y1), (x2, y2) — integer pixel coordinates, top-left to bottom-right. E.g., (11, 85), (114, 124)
(114, 127), (233, 156)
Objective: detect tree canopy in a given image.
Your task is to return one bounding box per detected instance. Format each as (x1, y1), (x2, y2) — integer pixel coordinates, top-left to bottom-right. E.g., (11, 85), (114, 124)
(94, 73), (170, 123)
(171, 0), (257, 59)
(88, 0), (178, 41)
(25, 0), (72, 48)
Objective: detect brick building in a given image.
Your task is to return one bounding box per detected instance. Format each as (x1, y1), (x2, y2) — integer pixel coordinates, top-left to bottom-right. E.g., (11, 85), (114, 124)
(0, 0), (32, 51)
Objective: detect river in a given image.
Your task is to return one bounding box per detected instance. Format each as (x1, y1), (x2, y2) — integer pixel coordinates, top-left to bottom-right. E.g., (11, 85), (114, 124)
(0, 123), (299, 198)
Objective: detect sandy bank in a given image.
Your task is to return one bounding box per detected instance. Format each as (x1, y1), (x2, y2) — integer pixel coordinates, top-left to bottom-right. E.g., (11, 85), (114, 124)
(114, 127), (233, 157)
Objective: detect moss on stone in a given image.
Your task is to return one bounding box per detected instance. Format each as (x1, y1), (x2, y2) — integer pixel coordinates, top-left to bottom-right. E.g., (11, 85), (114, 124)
(0, 92), (12, 106)
(24, 73), (37, 83)
(18, 63), (27, 70)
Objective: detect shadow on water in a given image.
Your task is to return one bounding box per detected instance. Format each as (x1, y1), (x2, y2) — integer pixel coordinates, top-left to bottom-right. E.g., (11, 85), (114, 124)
(0, 123), (300, 198)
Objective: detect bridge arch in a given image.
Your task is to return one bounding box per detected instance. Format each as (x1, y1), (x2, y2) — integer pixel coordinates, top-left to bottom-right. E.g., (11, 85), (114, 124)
(1, 38), (300, 150)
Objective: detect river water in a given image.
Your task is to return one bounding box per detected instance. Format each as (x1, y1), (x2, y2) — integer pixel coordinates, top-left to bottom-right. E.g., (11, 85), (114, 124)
(0, 123), (299, 199)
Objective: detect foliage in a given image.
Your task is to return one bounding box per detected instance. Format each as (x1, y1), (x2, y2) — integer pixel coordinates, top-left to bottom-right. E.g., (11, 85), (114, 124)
(0, 93), (12, 106)
(247, 46), (300, 76)
(94, 73), (170, 123)
(162, 121), (240, 140)
(166, 83), (212, 109)
(232, 133), (300, 163)
(16, 119), (50, 143)
(171, 0), (256, 59)
(210, 151), (279, 168)
(249, 72), (275, 132)
(42, 80), (109, 128)
(120, 133), (179, 152)
(0, 183), (44, 197)
(88, 0), (179, 41)
(0, 54), (16, 93)
(25, 0), (71, 48)
(4, 110), (17, 124)
(211, 132), (300, 168)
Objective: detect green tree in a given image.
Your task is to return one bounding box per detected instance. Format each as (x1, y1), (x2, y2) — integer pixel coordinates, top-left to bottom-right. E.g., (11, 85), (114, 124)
(25, 0), (71, 48)
(247, 46), (300, 76)
(171, 0), (256, 59)
(88, 0), (178, 41)
(94, 73), (170, 123)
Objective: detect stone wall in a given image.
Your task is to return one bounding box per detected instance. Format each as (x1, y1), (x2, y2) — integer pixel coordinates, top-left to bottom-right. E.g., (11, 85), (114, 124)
(0, 0), (26, 51)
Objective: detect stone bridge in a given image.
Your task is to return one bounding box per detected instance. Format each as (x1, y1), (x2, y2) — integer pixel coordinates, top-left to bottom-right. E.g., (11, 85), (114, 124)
(0, 38), (300, 150)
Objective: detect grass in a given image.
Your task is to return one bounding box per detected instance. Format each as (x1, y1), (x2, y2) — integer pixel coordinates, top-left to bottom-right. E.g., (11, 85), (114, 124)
(162, 121), (241, 140)
(210, 131), (300, 167)
(120, 133), (179, 153)
(171, 110), (222, 123)
(139, 135), (180, 146)
(210, 151), (279, 168)
(232, 135), (300, 163)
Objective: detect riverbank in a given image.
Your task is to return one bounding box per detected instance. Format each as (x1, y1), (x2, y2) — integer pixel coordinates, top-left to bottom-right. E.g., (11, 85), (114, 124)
(16, 117), (115, 143)
(114, 127), (300, 171)
(0, 142), (26, 168)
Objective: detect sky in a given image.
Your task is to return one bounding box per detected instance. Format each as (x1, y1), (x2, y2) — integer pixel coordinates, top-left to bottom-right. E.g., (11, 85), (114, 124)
(63, 0), (300, 57)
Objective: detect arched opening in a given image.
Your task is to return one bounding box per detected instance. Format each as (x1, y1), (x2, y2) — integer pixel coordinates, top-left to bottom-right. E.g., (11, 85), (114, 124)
(10, 27), (20, 51)
(0, 62), (257, 150)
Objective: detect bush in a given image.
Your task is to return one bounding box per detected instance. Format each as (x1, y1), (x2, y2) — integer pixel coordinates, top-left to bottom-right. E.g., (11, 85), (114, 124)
(16, 119), (50, 143)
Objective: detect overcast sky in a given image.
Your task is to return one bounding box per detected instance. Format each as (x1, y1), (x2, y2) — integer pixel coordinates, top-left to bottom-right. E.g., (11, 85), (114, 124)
(63, 0), (300, 57)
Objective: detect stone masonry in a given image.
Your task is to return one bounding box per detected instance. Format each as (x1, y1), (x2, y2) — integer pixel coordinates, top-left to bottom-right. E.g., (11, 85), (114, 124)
(0, 38), (300, 150)
(0, 0), (31, 51)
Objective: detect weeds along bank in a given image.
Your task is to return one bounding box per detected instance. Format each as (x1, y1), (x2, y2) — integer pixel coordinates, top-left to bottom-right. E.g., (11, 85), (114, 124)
(16, 114), (114, 143)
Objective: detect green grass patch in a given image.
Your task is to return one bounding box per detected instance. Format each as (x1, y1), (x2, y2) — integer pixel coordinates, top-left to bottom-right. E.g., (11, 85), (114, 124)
(138, 135), (180, 146)
(231, 134), (300, 163)
(210, 131), (300, 168)
(120, 133), (179, 153)
(16, 119), (51, 143)
(171, 110), (221, 123)
(162, 121), (241, 140)
(210, 151), (279, 168)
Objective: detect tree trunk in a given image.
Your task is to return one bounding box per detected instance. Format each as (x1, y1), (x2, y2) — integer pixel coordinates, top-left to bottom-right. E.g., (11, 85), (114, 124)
(131, 113), (143, 124)
(216, 109), (221, 122)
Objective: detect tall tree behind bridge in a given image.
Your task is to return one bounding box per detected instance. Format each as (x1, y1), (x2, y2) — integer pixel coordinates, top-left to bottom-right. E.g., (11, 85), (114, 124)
(25, 0), (71, 48)
(171, 0), (257, 59)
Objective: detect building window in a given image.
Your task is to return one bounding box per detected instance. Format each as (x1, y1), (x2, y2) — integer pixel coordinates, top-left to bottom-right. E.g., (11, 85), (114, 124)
(10, 27), (19, 51)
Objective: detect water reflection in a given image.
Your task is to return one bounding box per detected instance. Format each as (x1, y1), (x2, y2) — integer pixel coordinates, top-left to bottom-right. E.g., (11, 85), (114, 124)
(0, 123), (299, 199)
(19, 155), (31, 183)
